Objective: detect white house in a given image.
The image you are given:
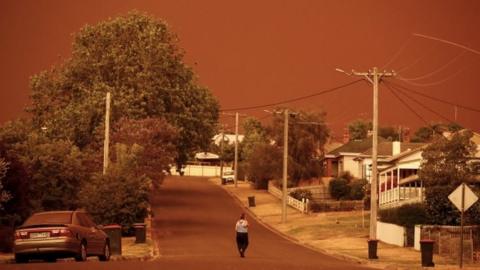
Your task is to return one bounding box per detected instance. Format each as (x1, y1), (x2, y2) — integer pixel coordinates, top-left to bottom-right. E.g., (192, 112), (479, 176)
(377, 130), (480, 209)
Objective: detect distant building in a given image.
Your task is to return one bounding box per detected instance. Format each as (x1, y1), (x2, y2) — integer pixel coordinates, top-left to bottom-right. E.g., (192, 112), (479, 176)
(212, 133), (244, 146)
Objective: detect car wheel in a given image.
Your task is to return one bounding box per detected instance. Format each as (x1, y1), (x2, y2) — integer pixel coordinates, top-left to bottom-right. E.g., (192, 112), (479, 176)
(75, 242), (87, 262)
(98, 242), (110, 261)
(14, 254), (28, 264)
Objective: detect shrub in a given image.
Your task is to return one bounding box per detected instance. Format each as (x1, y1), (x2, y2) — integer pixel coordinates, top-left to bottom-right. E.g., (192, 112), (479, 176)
(79, 172), (151, 232)
(309, 202), (330, 212)
(424, 185), (460, 225)
(289, 189), (313, 201)
(79, 144), (151, 232)
(379, 203), (427, 228)
(246, 143), (282, 189)
(309, 200), (362, 213)
(349, 179), (367, 200)
(329, 178), (350, 200)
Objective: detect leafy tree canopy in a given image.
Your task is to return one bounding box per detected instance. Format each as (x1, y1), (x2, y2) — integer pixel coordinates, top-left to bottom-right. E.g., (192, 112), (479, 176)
(241, 117), (268, 162)
(419, 130), (476, 187)
(378, 126), (400, 141)
(419, 130), (478, 225)
(271, 109), (329, 184)
(12, 133), (88, 212)
(246, 143), (282, 189)
(28, 12), (219, 166)
(79, 143), (151, 229)
(411, 122), (463, 143)
(111, 117), (177, 184)
(0, 142), (30, 226)
(0, 158), (10, 210)
(348, 119), (372, 140)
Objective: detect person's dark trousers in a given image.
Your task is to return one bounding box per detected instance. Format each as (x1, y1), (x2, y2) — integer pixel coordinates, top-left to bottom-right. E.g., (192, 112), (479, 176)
(236, 232), (249, 257)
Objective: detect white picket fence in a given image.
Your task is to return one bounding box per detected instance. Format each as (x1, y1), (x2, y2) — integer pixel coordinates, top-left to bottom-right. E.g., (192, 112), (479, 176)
(267, 181), (309, 213)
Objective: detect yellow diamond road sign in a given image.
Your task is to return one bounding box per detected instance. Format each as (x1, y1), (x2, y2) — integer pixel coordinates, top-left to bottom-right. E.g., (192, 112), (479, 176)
(448, 183), (479, 212)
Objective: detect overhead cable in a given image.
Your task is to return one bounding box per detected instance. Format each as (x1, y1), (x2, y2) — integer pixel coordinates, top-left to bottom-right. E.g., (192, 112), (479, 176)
(220, 79), (364, 112)
(388, 81), (480, 113)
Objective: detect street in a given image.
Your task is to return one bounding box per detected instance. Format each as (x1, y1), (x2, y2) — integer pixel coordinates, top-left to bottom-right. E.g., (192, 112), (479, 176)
(4, 176), (372, 270)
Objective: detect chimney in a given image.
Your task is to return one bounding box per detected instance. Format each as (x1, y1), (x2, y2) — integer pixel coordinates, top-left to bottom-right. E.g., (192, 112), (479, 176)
(403, 127), (411, 142)
(343, 128), (350, 144)
(392, 141), (401, 155)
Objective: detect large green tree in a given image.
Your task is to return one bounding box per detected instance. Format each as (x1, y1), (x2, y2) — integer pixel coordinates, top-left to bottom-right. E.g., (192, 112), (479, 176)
(246, 143), (282, 189)
(28, 12), (219, 167)
(271, 109), (329, 184)
(348, 119), (372, 140)
(411, 122), (463, 143)
(111, 117), (178, 184)
(0, 158), (10, 210)
(419, 130), (478, 225)
(241, 117), (268, 161)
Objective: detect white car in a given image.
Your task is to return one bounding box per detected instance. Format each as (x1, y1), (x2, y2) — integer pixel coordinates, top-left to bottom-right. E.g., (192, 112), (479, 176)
(221, 171), (235, 184)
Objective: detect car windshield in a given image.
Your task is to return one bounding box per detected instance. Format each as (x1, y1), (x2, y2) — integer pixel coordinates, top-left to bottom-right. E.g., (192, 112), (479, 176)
(23, 212), (73, 226)
(224, 171), (234, 175)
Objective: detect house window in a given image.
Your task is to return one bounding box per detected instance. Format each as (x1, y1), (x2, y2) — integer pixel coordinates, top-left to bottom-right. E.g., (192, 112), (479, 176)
(364, 164), (372, 182)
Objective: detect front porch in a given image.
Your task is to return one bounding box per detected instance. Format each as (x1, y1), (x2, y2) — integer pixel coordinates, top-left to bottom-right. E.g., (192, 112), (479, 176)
(379, 168), (425, 209)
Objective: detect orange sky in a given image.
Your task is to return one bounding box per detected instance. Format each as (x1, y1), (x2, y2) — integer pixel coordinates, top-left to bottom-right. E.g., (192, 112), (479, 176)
(1, 0), (480, 138)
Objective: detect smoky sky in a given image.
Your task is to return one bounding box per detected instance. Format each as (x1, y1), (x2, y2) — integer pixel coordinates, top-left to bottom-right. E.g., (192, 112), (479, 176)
(1, 0), (479, 138)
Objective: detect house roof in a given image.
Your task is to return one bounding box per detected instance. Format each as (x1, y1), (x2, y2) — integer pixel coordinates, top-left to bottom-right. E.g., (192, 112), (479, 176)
(361, 142), (426, 156)
(327, 137), (388, 156)
(194, 152), (220, 160)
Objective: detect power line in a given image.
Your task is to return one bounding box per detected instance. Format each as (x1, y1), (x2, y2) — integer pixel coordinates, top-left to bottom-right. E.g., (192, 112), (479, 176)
(397, 51), (466, 81)
(385, 83), (430, 126)
(388, 81), (480, 113)
(396, 67), (465, 87)
(413, 33), (480, 56)
(220, 79), (364, 112)
(382, 36), (413, 69)
(387, 82), (455, 124)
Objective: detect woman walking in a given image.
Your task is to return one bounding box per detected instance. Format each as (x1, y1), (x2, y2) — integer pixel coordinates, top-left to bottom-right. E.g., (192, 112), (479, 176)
(235, 213), (249, 257)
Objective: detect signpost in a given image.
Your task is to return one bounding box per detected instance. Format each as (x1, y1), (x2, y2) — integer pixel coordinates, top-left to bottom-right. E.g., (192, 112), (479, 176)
(448, 183), (479, 268)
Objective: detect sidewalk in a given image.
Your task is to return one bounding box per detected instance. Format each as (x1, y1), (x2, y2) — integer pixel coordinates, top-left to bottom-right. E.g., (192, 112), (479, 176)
(214, 178), (479, 270)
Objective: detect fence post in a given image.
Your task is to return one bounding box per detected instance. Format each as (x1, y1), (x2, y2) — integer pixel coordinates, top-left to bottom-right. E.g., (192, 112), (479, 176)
(471, 228), (474, 263)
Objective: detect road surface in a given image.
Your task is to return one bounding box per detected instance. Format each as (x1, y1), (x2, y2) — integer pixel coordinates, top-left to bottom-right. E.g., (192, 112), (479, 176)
(4, 176), (372, 270)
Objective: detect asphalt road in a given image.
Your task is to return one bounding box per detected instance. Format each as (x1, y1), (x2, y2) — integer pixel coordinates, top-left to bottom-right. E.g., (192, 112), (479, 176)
(4, 176), (372, 270)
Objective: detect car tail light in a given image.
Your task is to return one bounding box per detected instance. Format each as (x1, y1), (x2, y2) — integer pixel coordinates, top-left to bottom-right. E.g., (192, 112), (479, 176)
(50, 228), (72, 237)
(15, 231), (28, 240)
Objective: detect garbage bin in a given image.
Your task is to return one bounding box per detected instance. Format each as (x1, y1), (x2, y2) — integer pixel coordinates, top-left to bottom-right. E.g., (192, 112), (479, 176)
(103, 224), (122, 255)
(248, 196), (256, 207)
(420, 239), (435, 267)
(367, 239), (378, 259)
(133, 223), (146, 243)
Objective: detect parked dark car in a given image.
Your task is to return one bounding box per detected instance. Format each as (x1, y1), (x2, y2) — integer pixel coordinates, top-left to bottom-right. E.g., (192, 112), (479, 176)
(13, 210), (110, 263)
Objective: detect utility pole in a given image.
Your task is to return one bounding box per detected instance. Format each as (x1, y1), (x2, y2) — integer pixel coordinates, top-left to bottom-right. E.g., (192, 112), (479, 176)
(219, 125), (225, 180)
(103, 92), (111, 175)
(282, 109), (289, 223)
(234, 112), (239, 188)
(336, 67), (395, 259)
(454, 105), (458, 122)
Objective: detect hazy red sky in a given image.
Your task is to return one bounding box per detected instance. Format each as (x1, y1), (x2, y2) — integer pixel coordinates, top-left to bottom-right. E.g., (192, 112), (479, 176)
(1, 0), (480, 138)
